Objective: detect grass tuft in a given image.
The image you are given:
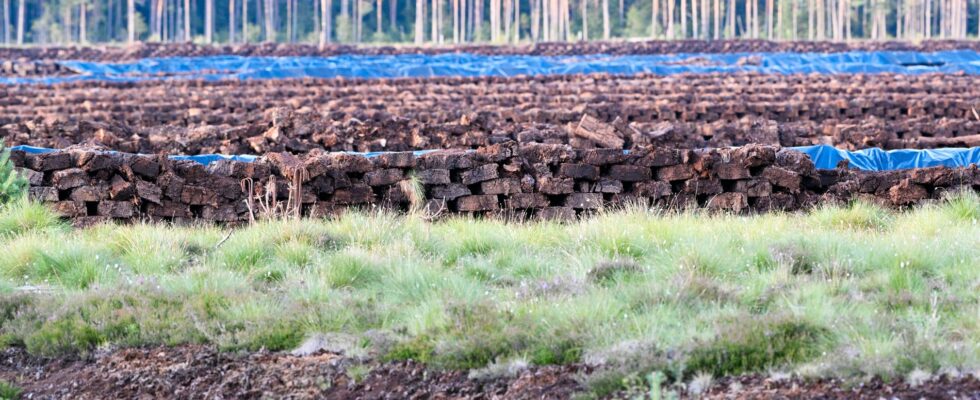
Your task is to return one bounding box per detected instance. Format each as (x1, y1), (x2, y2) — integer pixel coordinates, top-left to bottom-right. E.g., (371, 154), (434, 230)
(0, 380), (21, 400)
(685, 317), (829, 377)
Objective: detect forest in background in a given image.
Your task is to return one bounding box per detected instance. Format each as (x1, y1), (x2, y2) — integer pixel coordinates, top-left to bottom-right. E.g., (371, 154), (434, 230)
(0, 0), (977, 47)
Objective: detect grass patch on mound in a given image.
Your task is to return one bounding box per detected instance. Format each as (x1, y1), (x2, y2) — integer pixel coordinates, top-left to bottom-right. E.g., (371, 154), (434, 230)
(0, 193), (978, 393)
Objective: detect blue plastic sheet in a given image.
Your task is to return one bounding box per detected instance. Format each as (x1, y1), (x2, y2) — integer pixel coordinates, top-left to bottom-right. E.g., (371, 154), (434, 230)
(5, 50), (980, 84)
(10, 144), (980, 170)
(789, 144), (980, 171)
(8, 145), (433, 166)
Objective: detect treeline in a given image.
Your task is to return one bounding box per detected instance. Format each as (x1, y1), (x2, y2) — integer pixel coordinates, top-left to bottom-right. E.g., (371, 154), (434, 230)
(0, 0), (977, 45)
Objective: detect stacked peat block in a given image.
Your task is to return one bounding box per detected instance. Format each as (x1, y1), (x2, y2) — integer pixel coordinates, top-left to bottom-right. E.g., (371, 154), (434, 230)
(5, 40), (980, 62)
(11, 143), (980, 224)
(11, 149), (261, 226)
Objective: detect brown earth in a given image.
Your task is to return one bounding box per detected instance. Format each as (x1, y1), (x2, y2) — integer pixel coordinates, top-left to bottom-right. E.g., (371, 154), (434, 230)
(3, 73), (980, 153)
(4, 73), (978, 129)
(3, 39), (980, 63)
(0, 345), (977, 399)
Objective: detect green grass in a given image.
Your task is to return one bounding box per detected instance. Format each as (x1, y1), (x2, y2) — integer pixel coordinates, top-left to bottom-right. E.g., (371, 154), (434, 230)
(0, 192), (978, 394)
(0, 380), (20, 400)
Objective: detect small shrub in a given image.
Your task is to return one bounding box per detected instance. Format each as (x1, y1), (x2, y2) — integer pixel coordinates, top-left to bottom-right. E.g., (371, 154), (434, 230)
(383, 335), (435, 363)
(0, 142), (28, 205)
(685, 317), (829, 377)
(25, 317), (105, 356)
(588, 260), (643, 285)
(0, 380), (21, 400)
(345, 363), (373, 384)
(770, 244), (817, 275)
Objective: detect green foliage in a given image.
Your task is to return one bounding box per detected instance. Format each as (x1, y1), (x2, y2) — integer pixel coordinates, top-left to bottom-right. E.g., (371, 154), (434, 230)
(810, 200), (893, 230)
(0, 381), (21, 400)
(0, 204), (975, 386)
(588, 260), (643, 285)
(625, 0), (653, 37)
(0, 200), (63, 238)
(0, 142), (28, 205)
(384, 335), (435, 363)
(24, 317), (107, 356)
(685, 317), (829, 377)
(941, 190), (980, 221)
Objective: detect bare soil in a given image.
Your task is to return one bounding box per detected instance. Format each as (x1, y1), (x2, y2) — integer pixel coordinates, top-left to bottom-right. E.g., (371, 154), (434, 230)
(1, 346), (977, 399)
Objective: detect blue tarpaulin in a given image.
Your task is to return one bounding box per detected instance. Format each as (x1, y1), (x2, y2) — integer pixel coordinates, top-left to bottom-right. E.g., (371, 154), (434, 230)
(4, 50), (980, 84)
(789, 144), (980, 171)
(10, 144), (980, 171)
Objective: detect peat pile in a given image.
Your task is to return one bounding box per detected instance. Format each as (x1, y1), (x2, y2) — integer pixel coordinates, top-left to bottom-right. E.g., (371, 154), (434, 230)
(5, 111), (980, 156)
(11, 142), (978, 225)
(3, 40), (980, 62)
(0, 346), (583, 399)
(1, 345), (977, 399)
(0, 59), (77, 77)
(3, 73), (979, 145)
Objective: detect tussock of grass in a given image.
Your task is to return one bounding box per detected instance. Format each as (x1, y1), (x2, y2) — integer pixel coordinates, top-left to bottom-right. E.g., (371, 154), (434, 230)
(0, 380), (21, 400)
(0, 194), (978, 393)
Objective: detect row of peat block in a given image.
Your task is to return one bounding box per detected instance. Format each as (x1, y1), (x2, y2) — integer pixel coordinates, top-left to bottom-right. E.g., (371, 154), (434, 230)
(11, 142), (980, 225)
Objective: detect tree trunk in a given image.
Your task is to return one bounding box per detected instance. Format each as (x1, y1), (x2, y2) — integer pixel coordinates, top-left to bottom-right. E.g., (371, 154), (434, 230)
(322, 0), (332, 45)
(206, 0), (213, 42)
(702, 0), (709, 38)
(766, 0), (772, 38)
(390, 0), (396, 28)
(727, 0), (733, 37)
(109, 0), (115, 39)
(16, 0), (23, 44)
(80, 2), (86, 43)
(692, 0), (698, 37)
(650, 0), (658, 37)
(815, 0), (823, 39)
(513, 0), (519, 42)
(263, 0), (273, 41)
(925, 0), (931, 37)
(581, 0), (587, 39)
(3, 0), (9, 44)
(530, 0), (538, 40)
(666, 0), (674, 38)
(378, 0), (383, 37)
(713, 0), (719, 38)
(506, 0), (511, 41)
(63, 3), (71, 43)
(286, 0), (292, 40)
(184, 0), (191, 41)
(680, 0), (686, 37)
(476, 0), (483, 40)
(414, 0), (423, 42)
(432, 0), (439, 41)
(602, 0), (608, 38)
(242, 0), (248, 42)
(127, 0), (135, 41)
(791, 0), (797, 38)
(229, 0), (235, 42)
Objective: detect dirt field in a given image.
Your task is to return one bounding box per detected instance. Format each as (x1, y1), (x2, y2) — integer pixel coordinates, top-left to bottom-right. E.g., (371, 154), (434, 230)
(1, 346), (977, 399)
